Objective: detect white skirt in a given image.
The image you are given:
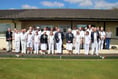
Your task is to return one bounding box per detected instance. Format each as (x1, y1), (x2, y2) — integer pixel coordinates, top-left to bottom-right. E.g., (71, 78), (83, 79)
(66, 43), (73, 50)
(41, 43), (47, 50)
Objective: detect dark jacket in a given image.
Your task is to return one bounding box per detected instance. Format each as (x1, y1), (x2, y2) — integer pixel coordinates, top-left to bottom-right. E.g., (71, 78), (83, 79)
(54, 32), (64, 43)
(6, 31), (12, 41)
(66, 32), (74, 43)
(40, 34), (48, 43)
(91, 31), (100, 43)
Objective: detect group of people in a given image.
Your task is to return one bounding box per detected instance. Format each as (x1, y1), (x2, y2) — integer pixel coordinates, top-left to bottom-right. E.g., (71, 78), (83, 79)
(5, 25), (112, 55)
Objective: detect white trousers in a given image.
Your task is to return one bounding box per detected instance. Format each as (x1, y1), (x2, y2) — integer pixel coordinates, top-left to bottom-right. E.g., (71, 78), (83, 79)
(34, 42), (39, 54)
(84, 44), (90, 55)
(56, 42), (62, 53)
(75, 42), (80, 54)
(48, 43), (54, 54)
(21, 41), (26, 54)
(6, 41), (12, 51)
(99, 39), (104, 50)
(91, 41), (99, 55)
(15, 41), (20, 53)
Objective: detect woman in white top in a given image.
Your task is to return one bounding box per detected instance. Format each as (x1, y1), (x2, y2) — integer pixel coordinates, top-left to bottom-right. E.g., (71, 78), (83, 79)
(14, 30), (20, 53)
(84, 31), (91, 55)
(75, 31), (82, 54)
(27, 31), (34, 54)
(34, 31), (40, 54)
(48, 31), (55, 54)
(99, 27), (106, 50)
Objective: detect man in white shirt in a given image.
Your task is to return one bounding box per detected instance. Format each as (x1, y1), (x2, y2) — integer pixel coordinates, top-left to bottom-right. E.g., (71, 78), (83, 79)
(20, 29), (27, 54)
(14, 30), (20, 53)
(91, 27), (100, 56)
(34, 31), (40, 54)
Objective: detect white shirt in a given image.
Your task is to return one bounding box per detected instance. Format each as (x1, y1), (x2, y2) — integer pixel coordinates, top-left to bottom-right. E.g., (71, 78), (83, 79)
(41, 30), (50, 36)
(94, 32), (97, 41)
(87, 29), (92, 38)
(27, 34), (34, 42)
(20, 32), (27, 42)
(34, 35), (40, 43)
(80, 30), (85, 38)
(100, 31), (106, 38)
(14, 33), (20, 42)
(85, 35), (91, 44)
(48, 35), (54, 43)
(72, 30), (77, 37)
(75, 35), (81, 43)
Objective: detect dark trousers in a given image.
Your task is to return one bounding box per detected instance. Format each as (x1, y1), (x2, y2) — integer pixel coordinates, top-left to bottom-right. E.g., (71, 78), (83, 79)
(105, 38), (111, 49)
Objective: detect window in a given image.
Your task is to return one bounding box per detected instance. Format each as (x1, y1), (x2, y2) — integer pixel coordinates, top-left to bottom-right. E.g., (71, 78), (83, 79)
(35, 25), (54, 31)
(58, 25), (71, 32)
(0, 23), (11, 37)
(77, 24), (87, 28)
(116, 27), (118, 36)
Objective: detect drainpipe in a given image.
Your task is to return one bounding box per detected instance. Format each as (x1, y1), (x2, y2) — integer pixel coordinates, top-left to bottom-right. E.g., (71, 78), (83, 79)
(12, 20), (16, 28)
(103, 21), (106, 31)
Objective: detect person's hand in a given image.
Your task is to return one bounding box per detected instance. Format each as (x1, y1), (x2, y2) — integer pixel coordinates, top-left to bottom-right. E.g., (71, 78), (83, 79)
(68, 41), (71, 43)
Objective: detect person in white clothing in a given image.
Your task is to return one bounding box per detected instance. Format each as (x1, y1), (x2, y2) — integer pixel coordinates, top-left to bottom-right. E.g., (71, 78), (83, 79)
(79, 27), (85, 49)
(40, 32), (48, 54)
(66, 28), (74, 54)
(14, 30), (20, 53)
(84, 31), (91, 55)
(48, 31), (55, 54)
(75, 31), (82, 54)
(34, 31), (40, 54)
(12, 28), (17, 51)
(72, 26), (78, 49)
(91, 27), (100, 56)
(20, 29), (27, 54)
(99, 27), (106, 50)
(54, 28), (64, 54)
(27, 31), (34, 54)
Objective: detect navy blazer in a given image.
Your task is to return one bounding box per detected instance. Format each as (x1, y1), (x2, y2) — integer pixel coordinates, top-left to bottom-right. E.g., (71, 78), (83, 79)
(40, 34), (48, 43)
(54, 32), (64, 43)
(6, 31), (12, 41)
(66, 32), (74, 43)
(91, 31), (100, 43)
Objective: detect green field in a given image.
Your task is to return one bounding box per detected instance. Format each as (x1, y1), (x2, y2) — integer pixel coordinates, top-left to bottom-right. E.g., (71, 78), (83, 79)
(0, 59), (118, 79)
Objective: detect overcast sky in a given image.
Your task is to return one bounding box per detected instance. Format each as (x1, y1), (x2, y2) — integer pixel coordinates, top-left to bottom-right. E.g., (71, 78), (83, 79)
(0, 0), (118, 9)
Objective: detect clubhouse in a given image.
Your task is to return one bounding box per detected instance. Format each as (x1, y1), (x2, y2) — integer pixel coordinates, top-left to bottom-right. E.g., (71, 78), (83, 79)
(0, 9), (118, 49)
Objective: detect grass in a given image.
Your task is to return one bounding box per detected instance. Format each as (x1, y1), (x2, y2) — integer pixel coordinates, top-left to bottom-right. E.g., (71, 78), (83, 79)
(0, 59), (118, 79)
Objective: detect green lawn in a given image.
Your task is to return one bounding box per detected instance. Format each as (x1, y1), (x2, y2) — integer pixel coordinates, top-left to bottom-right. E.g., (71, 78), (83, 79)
(0, 59), (118, 79)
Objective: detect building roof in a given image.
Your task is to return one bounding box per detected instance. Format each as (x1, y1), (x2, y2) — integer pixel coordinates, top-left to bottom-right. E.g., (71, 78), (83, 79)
(0, 9), (118, 21)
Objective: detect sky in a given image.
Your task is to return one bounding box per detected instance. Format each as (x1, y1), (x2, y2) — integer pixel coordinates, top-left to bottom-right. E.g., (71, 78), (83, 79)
(0, 0), (118, 9)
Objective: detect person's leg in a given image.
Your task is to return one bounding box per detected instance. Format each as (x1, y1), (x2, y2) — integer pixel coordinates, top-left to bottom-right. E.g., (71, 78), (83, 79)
(59, 43), (62, 54)
(105, 38), (108, 49)
(84, 44), (87, 55)
(95, 42), (99, 56)
(6, 41), (10, 52)
(108, 39), (111, 49)
(52, 43), (54, 54)
(21, 41), (24, 53)
(36, 43), (39, 54)
(91, 42), (95, 55)
(101, 40), (104, 50)
(15, 41), (17, 52)
(24, 42), (27, 54)
(17, 42), (20, 53)
(48, 43), (51, 54)
(34, 43), (36, 54)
